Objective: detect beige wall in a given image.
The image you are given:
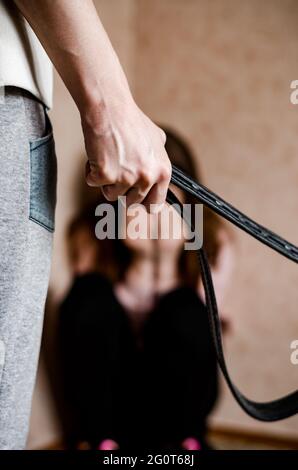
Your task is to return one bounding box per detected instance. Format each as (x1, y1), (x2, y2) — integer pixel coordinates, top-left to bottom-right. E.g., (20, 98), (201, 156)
(28, 0), (298, 448)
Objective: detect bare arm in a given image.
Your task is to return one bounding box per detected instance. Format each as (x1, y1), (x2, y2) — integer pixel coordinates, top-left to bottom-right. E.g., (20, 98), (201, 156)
(14, 0), (171, 209)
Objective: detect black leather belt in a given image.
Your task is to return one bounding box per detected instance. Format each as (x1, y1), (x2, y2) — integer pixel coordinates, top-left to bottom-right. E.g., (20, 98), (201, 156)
(167, 164), (298, 421)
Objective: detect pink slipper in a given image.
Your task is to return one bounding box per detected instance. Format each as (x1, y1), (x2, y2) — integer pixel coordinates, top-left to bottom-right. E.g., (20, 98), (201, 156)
(181, 437), (201, 450)
(97, 439), (119, 450)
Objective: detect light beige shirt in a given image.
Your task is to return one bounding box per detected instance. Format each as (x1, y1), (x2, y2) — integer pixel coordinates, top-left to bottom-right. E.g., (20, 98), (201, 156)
(0, 0), (53, 109)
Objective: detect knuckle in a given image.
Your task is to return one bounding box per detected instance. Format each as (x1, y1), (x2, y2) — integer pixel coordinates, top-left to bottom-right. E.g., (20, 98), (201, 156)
(121, 171), (135, 187)
(159, 163), (171, 182)
(97, 166), (108, 181)
(159, 128), (167, 145)
(102, 185), (116, 201)
(97, 159), (113, 183)
(138, 168), (153, 187)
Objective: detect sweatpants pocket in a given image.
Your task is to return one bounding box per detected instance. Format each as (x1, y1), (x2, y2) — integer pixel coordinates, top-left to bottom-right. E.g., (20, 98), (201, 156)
(29, 115), (57, 232)
(0, 340), (5, 386)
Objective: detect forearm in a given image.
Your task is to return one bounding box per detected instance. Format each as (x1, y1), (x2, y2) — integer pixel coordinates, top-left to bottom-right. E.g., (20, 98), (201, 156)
(14, 0), (133, 117)
(14, 0), (171, 209)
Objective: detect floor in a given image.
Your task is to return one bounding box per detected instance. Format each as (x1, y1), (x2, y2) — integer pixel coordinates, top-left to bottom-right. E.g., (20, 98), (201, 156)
(207, 429), (298, 450)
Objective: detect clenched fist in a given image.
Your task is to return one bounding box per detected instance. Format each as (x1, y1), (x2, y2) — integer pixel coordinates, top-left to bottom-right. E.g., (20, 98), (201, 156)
(82, 98), (171, 212)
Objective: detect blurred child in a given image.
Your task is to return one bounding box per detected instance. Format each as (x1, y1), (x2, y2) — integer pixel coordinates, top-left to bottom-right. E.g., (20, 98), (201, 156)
(59, 128), (233, 451)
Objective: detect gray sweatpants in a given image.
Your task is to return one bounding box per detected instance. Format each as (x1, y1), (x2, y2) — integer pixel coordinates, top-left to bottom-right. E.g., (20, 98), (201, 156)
(0, 87), (57, 449)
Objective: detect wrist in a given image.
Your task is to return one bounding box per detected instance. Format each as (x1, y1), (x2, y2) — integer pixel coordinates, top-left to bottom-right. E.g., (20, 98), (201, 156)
(79, 83), (135, 136)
